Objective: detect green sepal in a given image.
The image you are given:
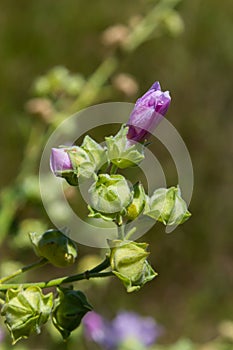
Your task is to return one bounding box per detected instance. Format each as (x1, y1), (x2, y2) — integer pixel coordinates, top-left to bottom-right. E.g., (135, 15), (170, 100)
(88, 205), (117, 222)
(29, 229), (78, 267)
(105, 125), (144, 169)
(109, 240), (157, 293)
(144, 186), (191, 226)
(126, 182), (146, 221)
(81, 135), (108, 171)
(66, 146), (95, 181)
(52, 287), (92, 340)
(1, 287), (53, 344)
(60, 170), (79, 186)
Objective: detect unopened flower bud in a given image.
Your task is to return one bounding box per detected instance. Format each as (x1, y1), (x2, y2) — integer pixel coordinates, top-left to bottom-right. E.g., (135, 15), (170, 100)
(127, 81), (171, 143)
(25, 98), (54, 123)
(50, 147), (78, 185)
(162, 11), (184, 37)
(88, 174), (132, 214)
(112, 73), (139, 97)
(144, 186), (191, 226)
(1, 287), (53, 344)
(52, 288), (92, 339)
(29, 229), (78, 267)
(50, 146), (95, 185)
(50, 148), (73, 175)
(101, 24), (129, 47)
(110, 240), (157, 292)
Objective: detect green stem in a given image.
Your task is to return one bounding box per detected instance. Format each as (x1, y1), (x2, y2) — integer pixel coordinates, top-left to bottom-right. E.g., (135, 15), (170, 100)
(0, 257), (111, 291)
(0, 258), (48, 284)
(117, 224), (125, 240)
(110, 163), (118, 175)
(122, 0), (182, 52)
(0, 271), (113, 291)
(69, 56), (118, 113)
(88, 256), (110, 273)
(0, 121), (47, 245)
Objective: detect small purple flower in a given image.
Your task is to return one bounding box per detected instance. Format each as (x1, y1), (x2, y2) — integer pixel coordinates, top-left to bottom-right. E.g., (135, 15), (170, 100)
(50, 148), (73, 176)
(83, 311), (162, 349)
(112, 311), (162, 347)
(83, 311), (106, 344)
(127, 81), (171, 143)
(83, 311), (114, 349)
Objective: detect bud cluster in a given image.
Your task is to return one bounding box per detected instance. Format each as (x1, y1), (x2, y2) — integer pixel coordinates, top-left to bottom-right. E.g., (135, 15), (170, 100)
(0, 81), (192, 345)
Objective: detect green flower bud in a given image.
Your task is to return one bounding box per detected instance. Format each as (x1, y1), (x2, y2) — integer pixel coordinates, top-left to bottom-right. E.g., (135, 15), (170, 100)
(33, 76), (51, 96)
(63, 74), (85, 96)
(105, 125), (144, 169)
(81, 135), (108, 171)
(29, 229), (78, 267)
(1, 287), (53, 344)
(110, 240), (157, 292)
(88, 174), (133, 214)
(52, 287), (92, 340)
(126, 182), (146, 221)
(144, 186), (191, 226)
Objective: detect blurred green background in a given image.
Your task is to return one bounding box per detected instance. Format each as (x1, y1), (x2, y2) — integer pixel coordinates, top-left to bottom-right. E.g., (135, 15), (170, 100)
(0, 0), (233, 349)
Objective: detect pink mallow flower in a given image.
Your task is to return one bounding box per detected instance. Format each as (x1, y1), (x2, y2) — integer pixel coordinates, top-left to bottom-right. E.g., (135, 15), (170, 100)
(127, 81), (171, 143)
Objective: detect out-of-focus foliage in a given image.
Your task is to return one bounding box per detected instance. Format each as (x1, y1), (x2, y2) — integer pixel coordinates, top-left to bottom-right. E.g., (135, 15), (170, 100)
(0, 0), (232, 348)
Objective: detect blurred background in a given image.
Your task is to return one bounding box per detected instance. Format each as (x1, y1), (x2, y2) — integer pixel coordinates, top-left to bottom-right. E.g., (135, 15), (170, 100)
(0, 0), (233, 349)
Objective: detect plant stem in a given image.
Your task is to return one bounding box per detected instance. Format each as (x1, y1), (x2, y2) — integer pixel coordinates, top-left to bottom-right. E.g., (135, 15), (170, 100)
(88, 256), (110, 273)
(110, 163), (118, 175)
(69, 56), (118, 113)
(0, 257), (111, 291)
(0, 272), (113, 291)
(117, 224), (125, 240)
(0, 258), (48, 284)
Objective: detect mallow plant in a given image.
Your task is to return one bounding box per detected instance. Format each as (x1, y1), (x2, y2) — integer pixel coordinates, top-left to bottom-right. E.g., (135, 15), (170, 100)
(0, 81), (191, 344)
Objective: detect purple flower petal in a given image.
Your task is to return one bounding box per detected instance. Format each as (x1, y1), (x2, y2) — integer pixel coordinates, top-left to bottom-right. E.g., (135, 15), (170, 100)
(50, 148), (73, 176)
(83, 312), (106, 343)
(83, 311), (162, 349)
(83, 312), (116, 349)
(127, 81), (171, 143)
(111, 311), (162, 346)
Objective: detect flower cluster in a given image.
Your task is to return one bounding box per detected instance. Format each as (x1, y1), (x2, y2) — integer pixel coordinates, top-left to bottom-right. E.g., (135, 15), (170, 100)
(0, 81), (191, 345)
(49, 82), (190, 294)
